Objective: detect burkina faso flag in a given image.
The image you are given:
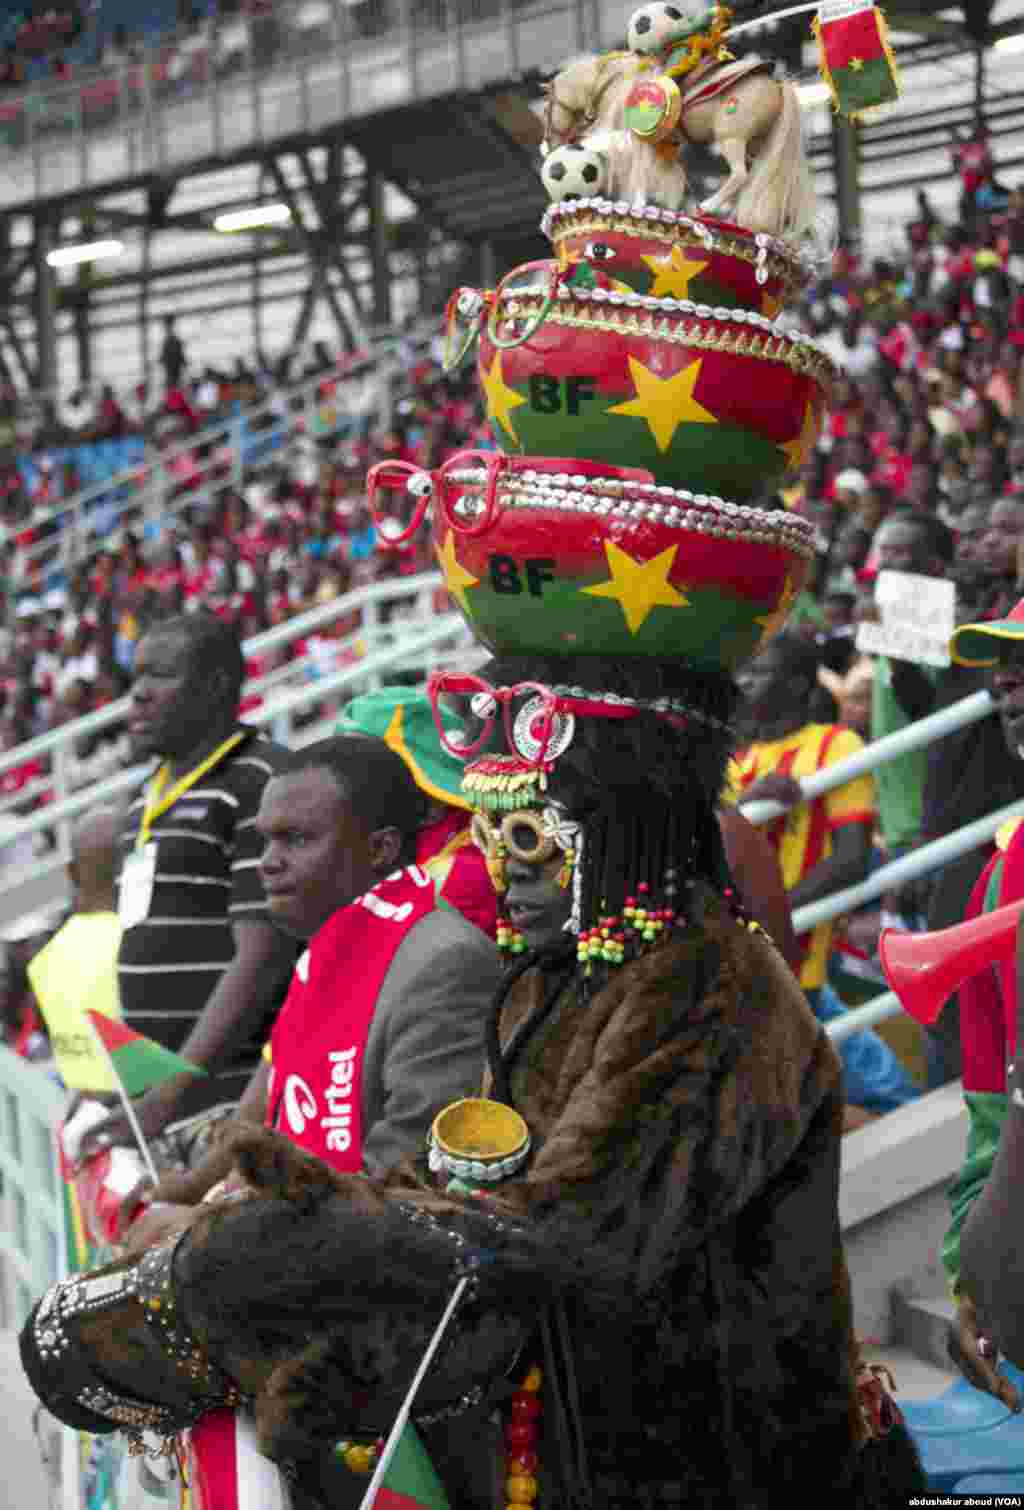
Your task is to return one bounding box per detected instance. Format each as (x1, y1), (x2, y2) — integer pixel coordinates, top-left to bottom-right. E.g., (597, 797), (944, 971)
(85, 1008), (205, 1097)
(813, 0), (900, 117)
(374, 1424), (450, 1510)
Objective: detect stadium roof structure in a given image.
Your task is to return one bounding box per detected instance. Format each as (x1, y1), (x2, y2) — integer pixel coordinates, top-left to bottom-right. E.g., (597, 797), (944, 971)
(0, 0), (1018, 393)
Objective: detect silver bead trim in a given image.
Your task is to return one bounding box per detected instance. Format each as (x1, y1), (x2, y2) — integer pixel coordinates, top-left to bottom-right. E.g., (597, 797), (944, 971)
(539, 196), (801, 267)
(493, 282), (831, 358)
(442, 471), (814, 559)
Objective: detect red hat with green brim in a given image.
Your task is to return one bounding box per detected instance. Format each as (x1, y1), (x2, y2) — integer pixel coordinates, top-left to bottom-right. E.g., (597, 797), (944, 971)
(949, 598), (1024, 667)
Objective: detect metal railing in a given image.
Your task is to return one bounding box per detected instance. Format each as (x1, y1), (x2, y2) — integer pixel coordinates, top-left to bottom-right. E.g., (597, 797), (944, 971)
(738, 686), (1007, 1043)
(0, 568), (462, 902)
(10, 352), (394, 598)
(0, 0), (618, 209)
(0, 1046), (65, 1328)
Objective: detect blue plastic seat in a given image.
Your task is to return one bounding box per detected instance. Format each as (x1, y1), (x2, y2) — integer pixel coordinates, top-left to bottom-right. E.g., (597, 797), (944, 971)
(952, 1474), (1024, 1496)
(915, 1415), (1024, 1491)
(902, 1377), (1014, 1436)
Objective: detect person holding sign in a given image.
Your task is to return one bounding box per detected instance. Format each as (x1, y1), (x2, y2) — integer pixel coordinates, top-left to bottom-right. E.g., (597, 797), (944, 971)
(864, 511), (955, 858)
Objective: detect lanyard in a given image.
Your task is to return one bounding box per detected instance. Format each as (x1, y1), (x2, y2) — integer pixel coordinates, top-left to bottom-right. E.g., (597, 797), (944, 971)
(137, 731), (246, 849)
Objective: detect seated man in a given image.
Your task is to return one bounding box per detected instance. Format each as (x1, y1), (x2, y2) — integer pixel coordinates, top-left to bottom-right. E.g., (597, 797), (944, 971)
(130, 733), (500, 1241)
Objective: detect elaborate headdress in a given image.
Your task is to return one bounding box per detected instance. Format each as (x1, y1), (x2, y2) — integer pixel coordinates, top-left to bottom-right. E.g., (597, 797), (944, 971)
(367, 12), (834, 984)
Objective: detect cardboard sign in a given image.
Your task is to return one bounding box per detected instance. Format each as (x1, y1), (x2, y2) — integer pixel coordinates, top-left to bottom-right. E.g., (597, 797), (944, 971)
(855, 569), (955, 668)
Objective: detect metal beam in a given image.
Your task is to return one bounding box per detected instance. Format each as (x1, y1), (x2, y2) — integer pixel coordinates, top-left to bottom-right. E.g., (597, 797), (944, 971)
(33, 214), (56, 392)
(886, 12), (966, 42)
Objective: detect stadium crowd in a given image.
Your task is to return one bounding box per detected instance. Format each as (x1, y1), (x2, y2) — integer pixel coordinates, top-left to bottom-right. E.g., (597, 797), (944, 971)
(0, 160), (1021, 1121)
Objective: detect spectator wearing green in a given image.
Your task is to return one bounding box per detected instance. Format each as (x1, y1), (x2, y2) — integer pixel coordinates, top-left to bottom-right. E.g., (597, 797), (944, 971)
(868, 511), (955, 856)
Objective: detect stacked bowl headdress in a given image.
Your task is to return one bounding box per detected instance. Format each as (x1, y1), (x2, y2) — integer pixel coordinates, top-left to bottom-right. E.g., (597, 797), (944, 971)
(368, 34), (832, 971)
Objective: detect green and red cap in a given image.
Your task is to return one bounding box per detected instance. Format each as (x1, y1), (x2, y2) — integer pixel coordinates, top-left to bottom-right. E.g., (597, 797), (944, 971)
(949, 598), (1024, 668)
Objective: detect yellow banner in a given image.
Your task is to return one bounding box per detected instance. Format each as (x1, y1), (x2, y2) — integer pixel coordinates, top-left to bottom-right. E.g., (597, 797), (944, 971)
(28, 913), (123, 1090)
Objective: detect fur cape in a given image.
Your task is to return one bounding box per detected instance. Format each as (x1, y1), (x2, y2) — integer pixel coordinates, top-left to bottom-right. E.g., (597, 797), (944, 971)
(179, 898), (923, 1505)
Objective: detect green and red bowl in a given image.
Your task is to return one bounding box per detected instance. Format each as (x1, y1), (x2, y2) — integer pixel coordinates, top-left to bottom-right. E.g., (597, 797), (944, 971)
(475, 265), (833, 501)
(368, 452), (813, 672)
(541, 201), (811, 315)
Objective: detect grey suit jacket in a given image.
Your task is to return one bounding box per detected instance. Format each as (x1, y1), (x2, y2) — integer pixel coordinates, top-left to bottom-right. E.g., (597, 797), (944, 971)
(360, 907), (500, 1176)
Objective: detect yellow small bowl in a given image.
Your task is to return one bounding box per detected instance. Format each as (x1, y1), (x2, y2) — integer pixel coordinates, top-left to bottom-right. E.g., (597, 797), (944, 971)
(432, 1098), (530, 1162)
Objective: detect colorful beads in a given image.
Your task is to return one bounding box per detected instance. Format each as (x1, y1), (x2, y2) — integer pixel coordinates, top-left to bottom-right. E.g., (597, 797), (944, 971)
(497, 923), (528, 954)
(337, 1441), (377, 1474)
(505, 1367), (542, 1507)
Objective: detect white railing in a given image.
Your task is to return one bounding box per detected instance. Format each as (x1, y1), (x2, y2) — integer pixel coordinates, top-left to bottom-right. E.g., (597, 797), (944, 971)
(0, 569), (453, 896)
(738, 687), (1006, 1041)
(11, 352), (396, 595)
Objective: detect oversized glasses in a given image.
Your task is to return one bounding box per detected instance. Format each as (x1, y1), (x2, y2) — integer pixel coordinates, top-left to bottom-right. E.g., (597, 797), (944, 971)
(470, 809), (561, 868)
(427, 671), (576, 767)
(366, 450), (510, 549)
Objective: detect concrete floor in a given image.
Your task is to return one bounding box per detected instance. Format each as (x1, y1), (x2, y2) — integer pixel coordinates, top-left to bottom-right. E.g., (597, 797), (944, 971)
(0, 1331), (57, 1509)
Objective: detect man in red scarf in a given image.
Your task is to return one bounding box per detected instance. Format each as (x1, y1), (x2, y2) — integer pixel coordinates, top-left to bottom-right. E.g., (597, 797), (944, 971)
(127, 733), (499, 1237)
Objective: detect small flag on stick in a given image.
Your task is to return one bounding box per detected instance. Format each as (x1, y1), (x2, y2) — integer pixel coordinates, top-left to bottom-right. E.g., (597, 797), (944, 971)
(85, 1010), (206, 1099)
(368, 1423), (450, 1510)
(813, 0), (900, 118)
(85, 1009), (205, 1184)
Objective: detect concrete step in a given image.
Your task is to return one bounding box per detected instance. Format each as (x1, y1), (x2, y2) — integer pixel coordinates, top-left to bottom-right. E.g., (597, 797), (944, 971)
(892, 1291), (958, 1373)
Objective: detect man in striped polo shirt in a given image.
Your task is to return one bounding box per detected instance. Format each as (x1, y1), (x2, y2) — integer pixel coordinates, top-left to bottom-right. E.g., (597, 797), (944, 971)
(87, 612), (297, 1149)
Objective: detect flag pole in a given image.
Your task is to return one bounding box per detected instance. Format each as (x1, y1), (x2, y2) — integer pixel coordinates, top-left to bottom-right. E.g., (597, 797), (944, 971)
(86, 1021), (161, 1188)
(728, 2), (822, 36)
(357, 1275), (470, 1510)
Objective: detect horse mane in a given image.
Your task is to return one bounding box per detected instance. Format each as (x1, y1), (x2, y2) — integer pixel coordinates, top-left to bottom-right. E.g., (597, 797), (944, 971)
(732, 80), (818, 242)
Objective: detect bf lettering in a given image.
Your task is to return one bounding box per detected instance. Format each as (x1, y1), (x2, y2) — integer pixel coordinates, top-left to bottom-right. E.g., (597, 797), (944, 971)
(528, 375), (597, 415)
(489, 557), (557, 597)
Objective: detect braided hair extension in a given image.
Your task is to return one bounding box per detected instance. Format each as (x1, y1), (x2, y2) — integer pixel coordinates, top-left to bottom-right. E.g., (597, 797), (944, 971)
(470, 651), (742, 1087)
(478, 651), (738, 966)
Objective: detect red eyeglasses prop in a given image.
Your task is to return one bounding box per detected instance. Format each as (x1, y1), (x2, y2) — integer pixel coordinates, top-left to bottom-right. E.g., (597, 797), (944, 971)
(428, 672), (643, 768)
(427, 672), (571, 767)
(365, 460), (434, 550)
(369, 453), (660, 552)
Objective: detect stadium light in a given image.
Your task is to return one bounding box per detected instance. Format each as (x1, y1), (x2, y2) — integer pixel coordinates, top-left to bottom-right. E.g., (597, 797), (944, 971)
(46, 239), (124, 268)
(213, 203), (292, 233)
(796, 81), (832, 108)
(995, 31), (1024, 52)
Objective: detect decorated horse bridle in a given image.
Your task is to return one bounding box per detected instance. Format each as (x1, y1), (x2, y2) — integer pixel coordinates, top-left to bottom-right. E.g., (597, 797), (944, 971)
(20, 1234), (242, 1456)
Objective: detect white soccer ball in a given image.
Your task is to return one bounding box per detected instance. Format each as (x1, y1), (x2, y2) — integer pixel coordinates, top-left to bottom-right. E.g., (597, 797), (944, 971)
(627, 1), (710, 55)
(540, 143), (608, 203)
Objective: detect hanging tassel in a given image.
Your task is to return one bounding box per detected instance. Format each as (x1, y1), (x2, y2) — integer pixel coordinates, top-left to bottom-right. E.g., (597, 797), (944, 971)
(812, 0), (901, 120)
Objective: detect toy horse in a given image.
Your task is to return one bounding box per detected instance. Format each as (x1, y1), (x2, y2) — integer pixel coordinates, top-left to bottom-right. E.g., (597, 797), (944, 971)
(542, 1), (817, 241)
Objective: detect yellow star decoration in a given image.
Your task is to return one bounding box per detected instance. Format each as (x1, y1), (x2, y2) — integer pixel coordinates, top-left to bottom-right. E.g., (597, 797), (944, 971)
(642, 246), (709, 301)
(582, 540), (689, 635)
(480, 352), (527, 443)
(608, 356), (717, 452)
(780, 401), (818, 470)
(754, 575), (798, 643)
(849, 56), (864, 71)
(435, 532), (480, 615)
(761, 292), (782, 319)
